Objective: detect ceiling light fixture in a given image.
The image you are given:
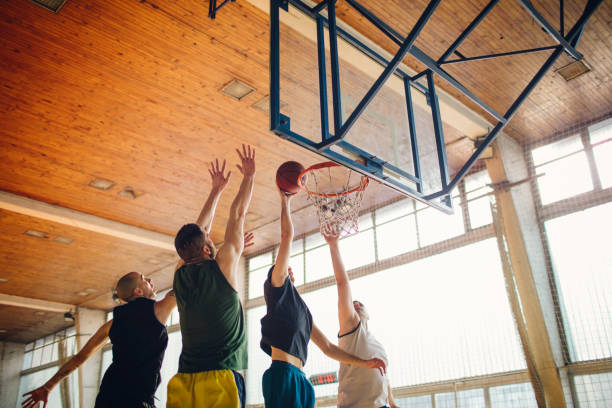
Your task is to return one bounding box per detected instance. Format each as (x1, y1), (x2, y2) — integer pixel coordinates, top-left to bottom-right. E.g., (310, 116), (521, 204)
(118, 187), (140, 199)
(54, 236), (74, 245)
(0, 278), (8, 283)
(28, 0), (69, 13)
(84, 288), (97, 293)
(76, 291), (89, 296)
(0, 329), (6, 334)
(556, 60), (591, 81)
(220, 79), (255, 101)
(89, 178), (115, 191)
(64, 312), (75, 322)
(34, 311), (46, 316)
(25, 229), (49, 239)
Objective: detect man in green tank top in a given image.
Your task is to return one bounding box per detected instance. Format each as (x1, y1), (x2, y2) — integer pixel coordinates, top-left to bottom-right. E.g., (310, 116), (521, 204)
(167, 145), (256, 408)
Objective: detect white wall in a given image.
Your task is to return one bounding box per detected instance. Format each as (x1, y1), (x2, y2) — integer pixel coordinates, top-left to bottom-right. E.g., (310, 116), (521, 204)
(76, 307), (105, 408)
(0, 341), (25, 408)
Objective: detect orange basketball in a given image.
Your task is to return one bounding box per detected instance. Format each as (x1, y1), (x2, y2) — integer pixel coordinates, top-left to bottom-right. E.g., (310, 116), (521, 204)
(276, 161), (305, 195)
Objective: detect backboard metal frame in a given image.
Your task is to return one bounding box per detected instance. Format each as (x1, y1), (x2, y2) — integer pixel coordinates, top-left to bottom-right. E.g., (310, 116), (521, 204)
(269, 0), (602, 213)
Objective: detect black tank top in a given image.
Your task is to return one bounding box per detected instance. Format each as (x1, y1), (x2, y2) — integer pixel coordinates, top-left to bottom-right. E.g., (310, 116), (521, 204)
(97, 297), (168, 404)
(260, 266), (313, 365)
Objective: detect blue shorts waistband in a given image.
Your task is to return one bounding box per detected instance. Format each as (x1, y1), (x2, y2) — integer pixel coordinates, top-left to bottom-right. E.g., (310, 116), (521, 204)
(270, 360), (305, 376)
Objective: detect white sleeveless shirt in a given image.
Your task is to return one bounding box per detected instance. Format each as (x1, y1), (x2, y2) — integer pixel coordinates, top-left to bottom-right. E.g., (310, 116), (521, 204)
(337, 320), (388, 408)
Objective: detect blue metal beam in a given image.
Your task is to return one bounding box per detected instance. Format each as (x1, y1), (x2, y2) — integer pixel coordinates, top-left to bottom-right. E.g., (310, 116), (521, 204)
(441, 46), (565, 195)
(316, 16), (331, 142)
(410, 46), (506, 123)
(441, 46), (557, 65)
(566, 0), (603, 46)
(516, 0), (582, 59)
(404, 78), (423, 193)
(437, 0), (499, 63)
(269, 0), (281, 131)
(427, 71), (450, 190)
(318, 0), (442, 149)
(327, 1), (343, 136)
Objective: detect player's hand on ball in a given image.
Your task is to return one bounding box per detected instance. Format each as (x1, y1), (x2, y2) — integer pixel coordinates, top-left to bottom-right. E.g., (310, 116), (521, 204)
(236, 144), (255, 177)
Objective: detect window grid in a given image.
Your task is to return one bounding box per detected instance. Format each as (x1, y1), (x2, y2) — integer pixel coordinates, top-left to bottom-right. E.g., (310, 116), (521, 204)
(246, 175), (494, 300)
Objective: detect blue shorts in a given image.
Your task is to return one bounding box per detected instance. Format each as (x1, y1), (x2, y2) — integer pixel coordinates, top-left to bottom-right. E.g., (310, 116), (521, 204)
(262, 361), (315, 408)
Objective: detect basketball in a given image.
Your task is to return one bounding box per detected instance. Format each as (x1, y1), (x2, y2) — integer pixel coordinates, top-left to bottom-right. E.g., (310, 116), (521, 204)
(276, 161), (305, 195)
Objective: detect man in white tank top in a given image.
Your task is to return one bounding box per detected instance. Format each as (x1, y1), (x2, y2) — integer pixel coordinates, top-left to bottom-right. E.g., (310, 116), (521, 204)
(323, 227), (399, 408)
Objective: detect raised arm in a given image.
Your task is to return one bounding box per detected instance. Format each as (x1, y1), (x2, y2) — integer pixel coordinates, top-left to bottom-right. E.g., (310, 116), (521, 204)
(196, 159), (231, 234)
(22, 320), (112, 408)
(154, 289), (177, 325)
(270, 190), (294, 287)
(323, 226), (360, 334)
(310, 323), (386, 375)
(216, 145), (255, 290)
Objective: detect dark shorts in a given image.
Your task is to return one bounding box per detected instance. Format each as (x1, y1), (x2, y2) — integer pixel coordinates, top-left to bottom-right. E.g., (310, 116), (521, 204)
(94, 395), (155, 408)
(262, 360), (315, 408)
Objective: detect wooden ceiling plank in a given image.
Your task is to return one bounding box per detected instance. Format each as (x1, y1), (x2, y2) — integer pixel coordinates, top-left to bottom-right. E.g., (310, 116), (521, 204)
(0, 190), (174, 250)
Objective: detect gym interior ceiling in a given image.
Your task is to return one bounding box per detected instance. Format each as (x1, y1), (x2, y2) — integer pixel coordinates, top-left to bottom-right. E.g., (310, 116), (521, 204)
(0, 0), (610, 341)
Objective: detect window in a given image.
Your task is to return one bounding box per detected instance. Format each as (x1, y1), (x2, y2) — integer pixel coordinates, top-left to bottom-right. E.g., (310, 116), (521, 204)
(489, 382), (537, 407)
(464, 171), (494, 229)
(545, 202), (612, 361)
(416, 195), (464, 246)
(573, 372), (612, 407)
(435, 388), (485, 407)
(531, 136), (593, 204)
(246, 305), (267, 406)
(589, 118), (612, 189)
(248, 250), (274, 299)
(396, 395), (432, 407)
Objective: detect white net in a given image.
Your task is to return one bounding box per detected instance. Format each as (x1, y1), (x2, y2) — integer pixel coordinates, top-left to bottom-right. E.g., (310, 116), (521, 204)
(299, 162), (369, 237)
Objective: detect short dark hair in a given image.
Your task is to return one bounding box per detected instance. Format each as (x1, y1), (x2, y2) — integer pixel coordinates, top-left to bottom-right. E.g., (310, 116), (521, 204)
(175, 223), (205, 261)
(113, 272), (139, 302)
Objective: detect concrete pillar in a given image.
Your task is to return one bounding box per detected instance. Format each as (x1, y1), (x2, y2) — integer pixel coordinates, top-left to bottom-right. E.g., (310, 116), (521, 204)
(0, 341), (25, 408)
(487, 134), (571, 407)
(76, 307), (106, 408)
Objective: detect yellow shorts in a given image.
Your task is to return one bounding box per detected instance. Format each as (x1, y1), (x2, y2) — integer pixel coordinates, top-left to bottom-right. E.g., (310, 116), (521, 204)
(166, 370), (244, 408)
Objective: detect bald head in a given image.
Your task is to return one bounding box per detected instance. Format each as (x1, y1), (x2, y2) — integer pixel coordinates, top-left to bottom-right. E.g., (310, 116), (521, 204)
(114, 272), (140, 302)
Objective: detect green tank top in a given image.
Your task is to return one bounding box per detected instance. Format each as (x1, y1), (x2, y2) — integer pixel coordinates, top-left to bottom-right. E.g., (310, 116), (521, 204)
(173, 260), (247, 372)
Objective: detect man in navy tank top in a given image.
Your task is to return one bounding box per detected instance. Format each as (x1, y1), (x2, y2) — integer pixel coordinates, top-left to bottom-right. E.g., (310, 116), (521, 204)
(22, 159), (235, 408)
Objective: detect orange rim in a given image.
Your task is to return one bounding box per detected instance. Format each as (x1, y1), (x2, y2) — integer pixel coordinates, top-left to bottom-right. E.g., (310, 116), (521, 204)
(298, 161), (370, 198)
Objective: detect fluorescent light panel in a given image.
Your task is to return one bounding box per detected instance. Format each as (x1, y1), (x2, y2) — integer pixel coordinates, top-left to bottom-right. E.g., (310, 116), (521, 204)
(28, 0), (68, 13)
(54, 236), (74, 244)
(89, 178), (115, 190)
(25, 229), (48, 239)
(220, 79), (255, 100)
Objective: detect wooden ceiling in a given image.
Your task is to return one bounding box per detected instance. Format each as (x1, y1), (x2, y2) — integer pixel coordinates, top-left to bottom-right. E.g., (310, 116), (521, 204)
(0, 0), (609, 341)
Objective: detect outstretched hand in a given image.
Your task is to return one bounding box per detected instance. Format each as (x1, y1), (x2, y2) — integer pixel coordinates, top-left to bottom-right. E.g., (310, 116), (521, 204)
(209, 159), (231, 191)
(236, 144), (256, 177)
(22, 386), (49, 408)
(322, 223), (340, 245)
(243, 232), (255, 250)
(364, 358), (386, 376)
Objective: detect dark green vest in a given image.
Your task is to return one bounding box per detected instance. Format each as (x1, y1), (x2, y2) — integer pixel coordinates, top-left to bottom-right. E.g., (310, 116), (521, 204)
(174, 260), (247, 372)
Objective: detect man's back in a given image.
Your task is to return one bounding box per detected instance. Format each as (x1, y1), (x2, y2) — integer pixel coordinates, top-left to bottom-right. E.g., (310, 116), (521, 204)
(98, 297), (168, 405)
(174, 260), (247, 373)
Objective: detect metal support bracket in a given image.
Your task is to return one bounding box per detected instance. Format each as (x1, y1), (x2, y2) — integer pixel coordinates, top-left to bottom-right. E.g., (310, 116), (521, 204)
(269, 0), (603, 213)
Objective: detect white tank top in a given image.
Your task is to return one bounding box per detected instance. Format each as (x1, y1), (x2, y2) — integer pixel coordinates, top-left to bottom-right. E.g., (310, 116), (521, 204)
(337, 320), (388, 408)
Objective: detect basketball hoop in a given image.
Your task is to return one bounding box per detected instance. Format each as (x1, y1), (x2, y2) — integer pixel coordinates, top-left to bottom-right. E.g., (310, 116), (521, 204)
(298, 162), (369, 237)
